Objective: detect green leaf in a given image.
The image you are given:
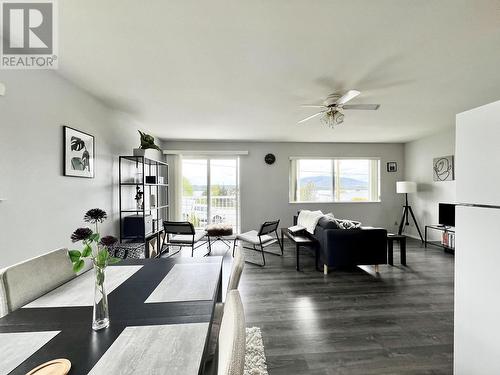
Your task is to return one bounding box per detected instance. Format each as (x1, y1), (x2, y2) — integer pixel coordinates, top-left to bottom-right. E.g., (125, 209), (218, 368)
(95, 248), (109, 268)
(107, 257), (121, 265)
(89, 233), (100, 243)
(81, 244), (92, 257)
(68, 250), (81, 263)
(72, 259), (85, 273)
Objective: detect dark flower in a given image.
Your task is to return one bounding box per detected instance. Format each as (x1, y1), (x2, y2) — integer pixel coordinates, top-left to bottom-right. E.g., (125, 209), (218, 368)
(71, 227), (93, 242)
(84, 208), (107, 223)
(100, 235), (118, 247)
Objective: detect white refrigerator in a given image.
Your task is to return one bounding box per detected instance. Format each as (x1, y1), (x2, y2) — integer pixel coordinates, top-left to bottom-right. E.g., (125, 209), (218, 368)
(455, 100), (500, 374)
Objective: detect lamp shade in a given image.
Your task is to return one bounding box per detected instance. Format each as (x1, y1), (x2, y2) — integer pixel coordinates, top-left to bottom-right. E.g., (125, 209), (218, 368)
(396, 181), (417, 194)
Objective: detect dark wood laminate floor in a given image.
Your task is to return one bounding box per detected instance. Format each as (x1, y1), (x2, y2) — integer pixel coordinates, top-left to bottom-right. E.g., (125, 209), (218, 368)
(173, 238), (454, 375)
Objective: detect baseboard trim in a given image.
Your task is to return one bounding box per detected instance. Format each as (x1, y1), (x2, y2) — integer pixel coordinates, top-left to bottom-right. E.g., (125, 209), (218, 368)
(402, 233), (421, 241)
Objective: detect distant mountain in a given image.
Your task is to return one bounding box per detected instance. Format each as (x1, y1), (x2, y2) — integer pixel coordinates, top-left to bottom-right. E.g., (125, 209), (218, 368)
(299, 176), (367, 189)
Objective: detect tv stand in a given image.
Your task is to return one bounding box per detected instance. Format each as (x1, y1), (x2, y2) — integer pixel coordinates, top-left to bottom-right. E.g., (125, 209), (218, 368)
(424, 225), (455, 254)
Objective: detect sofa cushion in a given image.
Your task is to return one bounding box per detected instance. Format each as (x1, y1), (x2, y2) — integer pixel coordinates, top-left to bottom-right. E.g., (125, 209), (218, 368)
(317, 215), (340, 230)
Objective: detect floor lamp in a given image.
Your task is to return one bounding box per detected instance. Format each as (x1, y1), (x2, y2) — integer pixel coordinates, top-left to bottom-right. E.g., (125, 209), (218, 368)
(397, 181), (424, 242)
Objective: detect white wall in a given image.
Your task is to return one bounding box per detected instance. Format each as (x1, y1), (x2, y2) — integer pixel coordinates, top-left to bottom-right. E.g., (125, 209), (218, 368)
(163, 141), (405, 232)
(403, 128), (456, 240)
(0, 71), (138, 268)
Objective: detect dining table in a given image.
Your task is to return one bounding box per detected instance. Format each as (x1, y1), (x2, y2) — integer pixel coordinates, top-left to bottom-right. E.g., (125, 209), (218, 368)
(0, 256), (223, 375)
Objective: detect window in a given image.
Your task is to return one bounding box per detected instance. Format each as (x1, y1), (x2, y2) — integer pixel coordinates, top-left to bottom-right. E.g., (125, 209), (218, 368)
(290, 158), (380, 203)
(181, 157), (240, 232)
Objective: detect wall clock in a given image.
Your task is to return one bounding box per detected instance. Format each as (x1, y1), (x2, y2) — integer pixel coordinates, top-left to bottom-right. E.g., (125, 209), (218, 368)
(264, 153), (276, 165)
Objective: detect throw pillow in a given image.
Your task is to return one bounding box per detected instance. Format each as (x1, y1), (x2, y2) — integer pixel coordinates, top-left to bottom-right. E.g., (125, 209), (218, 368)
(324, 213), (335, 219)
(335, 219), (362, 229)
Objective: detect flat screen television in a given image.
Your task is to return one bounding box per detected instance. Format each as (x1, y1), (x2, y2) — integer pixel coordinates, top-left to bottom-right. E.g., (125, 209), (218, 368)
(439, 203), (456, 227)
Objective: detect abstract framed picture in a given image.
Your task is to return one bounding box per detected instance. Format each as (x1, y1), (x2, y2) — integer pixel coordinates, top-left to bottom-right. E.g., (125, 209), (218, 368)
(387, 161), (397, 172)
(433, 155), (454, 181)
(63, 126), (95, 178)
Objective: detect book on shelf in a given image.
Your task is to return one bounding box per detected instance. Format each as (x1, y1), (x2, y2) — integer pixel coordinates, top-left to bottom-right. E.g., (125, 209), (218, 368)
(288, 225), (306, 234)
(441, 231), (455, 249)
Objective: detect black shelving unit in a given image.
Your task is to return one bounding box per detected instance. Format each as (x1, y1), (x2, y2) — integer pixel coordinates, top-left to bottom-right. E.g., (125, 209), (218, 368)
(119, 155), (169, 258)
(425, 225), (455, 254)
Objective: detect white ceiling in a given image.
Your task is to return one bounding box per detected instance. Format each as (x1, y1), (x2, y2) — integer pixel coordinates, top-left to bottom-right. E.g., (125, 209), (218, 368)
(58, 0), (500, 143)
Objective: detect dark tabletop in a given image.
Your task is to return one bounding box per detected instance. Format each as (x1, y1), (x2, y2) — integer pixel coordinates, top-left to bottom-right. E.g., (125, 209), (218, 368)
(0, 257), (223, 375)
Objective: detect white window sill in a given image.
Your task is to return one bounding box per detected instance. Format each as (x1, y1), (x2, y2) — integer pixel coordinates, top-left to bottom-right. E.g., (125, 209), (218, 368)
(289, 200), (382, 204)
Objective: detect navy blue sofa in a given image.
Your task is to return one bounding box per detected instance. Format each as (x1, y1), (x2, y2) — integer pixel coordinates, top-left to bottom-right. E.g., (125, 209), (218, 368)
(295, 214), (387, 270)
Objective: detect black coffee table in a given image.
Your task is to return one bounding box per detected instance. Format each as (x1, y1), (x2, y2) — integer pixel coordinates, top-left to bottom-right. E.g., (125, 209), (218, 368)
(387, 233), (407, 266)
(281, 228), (319, 271)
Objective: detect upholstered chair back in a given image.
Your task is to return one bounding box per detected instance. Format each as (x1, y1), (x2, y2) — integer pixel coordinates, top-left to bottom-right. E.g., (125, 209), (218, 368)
(0, 248), (76, 317)
(227, 247), (244, 292)
(218, 290), (246, 375)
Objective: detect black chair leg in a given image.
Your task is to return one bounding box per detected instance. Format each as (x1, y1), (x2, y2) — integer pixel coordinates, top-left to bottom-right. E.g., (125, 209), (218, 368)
(232, 238), (237, 257)
(260, 245), (266, 266)
(160, 235), (166, 253)
(275, 230), (283, 255)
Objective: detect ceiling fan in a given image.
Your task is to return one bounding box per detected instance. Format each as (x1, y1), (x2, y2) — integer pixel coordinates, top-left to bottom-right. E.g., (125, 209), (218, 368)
(299, 90), (380, 127)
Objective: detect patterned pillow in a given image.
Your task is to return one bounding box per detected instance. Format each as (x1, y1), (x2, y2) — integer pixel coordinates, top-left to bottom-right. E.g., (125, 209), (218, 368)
(108, 242), (145, 259)
(335, 219), (362, 229)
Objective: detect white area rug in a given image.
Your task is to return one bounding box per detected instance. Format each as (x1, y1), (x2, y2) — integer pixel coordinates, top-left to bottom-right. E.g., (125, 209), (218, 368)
(245, 327), (269, 375)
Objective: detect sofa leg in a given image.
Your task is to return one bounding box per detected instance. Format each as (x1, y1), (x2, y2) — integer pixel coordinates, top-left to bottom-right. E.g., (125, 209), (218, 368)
(323, 265), (328, 275)
(374, 264), (379, 273)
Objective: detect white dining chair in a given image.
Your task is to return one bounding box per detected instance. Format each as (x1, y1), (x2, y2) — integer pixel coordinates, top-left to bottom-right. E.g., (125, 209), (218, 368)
(227, 247), (245, 292)
(218, 290), (246, 375)
(206, 247), (245, 361)
(0, 248), (76, 317)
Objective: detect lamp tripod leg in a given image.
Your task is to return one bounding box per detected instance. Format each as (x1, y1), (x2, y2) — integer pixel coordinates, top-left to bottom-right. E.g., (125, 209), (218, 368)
(408, 205), (424, 243)
(398, 206), (407, 235)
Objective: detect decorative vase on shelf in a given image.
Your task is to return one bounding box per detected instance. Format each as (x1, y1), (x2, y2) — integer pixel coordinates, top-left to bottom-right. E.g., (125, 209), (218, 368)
(136, 197), (143, 210)
(92, 262), (109, 331)
(133, 148), (163, 161)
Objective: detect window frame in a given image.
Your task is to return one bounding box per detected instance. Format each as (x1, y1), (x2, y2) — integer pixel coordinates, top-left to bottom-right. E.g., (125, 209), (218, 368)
(289, 157), (381, 204)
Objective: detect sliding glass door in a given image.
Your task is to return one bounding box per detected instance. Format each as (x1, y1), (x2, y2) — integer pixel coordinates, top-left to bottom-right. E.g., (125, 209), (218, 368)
(181, 157), (239, 232)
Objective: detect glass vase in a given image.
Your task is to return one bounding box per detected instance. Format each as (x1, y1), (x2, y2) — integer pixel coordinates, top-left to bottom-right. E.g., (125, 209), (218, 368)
(92, 263), (110, 331)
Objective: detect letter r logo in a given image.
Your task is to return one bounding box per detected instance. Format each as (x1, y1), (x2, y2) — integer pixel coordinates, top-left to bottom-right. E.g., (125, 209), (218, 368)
(2, 2), (53, 54)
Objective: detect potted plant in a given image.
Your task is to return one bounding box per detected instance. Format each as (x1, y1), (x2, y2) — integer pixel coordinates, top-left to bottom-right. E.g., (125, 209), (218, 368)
(69, 208), (120, 331)
(133, 130), (163, 160)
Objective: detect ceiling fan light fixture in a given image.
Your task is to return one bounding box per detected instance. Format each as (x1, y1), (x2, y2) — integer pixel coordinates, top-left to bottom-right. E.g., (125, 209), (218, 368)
(298, 89), (379, 128)
(321, 109), (344, 128)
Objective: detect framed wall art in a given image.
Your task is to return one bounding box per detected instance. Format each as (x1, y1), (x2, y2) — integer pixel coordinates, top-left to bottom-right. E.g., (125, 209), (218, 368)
(64, 126), (95, 178)
(433, 155), (454, 181)
(387, 161), (397, 172)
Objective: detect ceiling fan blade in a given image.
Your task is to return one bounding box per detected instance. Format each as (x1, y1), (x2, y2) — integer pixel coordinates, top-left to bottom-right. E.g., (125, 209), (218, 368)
(342, 104), (380, 110)
(336, 90), (361, 105)
(298, 111), (325, 124)
(300, 105), (326, 108)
